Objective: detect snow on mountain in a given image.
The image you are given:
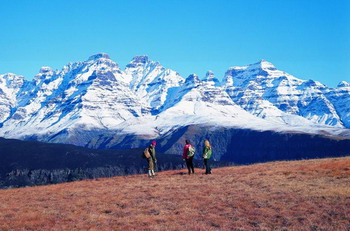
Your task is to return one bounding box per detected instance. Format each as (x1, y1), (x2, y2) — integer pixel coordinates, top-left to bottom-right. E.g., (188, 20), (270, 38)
(0, 54), (349, 146)
(337, 81), (350, 88)
(0, 73), (25, 123)
(0, 54), (143, 144)
(203, 71), (220, 87)
(125, 55), (184, 112)
(325, 82), (350, 128)
(223, 60), (344, 127)
(155, 73), (278, 131)
(108, 72), (347, 140)
(98, 73), (281, 139)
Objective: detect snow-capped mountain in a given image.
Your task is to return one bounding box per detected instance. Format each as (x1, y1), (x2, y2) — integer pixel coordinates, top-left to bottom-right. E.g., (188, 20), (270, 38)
(0, 73), (25, 123)
(224, 60), (344, 127)
(111, 73), (279, 139)
(125, 55), (184, 113)
(0, 53), (349, 147)
(325, 81), (350, 128)
(203, 71), (220, 87)
(0, 54), (144, 144)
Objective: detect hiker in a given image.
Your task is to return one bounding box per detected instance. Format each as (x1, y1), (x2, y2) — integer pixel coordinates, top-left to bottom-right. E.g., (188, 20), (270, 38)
(144, 140), (157, 177)
(202, 139), (212, 174)
(183, 140), (195, 175)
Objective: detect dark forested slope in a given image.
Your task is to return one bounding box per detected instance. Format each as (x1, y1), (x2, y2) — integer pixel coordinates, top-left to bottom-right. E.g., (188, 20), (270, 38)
(0, 138), (186, 188)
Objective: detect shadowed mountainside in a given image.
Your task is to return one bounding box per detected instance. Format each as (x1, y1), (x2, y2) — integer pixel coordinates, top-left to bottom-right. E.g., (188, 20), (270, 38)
(88, 125), (350, 163)
(0, 157), (349, 230)
(0, 137), (231, 188)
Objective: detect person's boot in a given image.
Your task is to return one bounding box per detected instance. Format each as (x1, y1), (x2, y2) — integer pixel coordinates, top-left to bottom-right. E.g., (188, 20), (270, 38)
(151, 169), (155, 176)
(148, 170), (153, 177)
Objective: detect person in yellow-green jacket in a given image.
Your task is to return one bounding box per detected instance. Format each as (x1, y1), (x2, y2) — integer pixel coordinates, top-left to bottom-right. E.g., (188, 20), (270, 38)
(202, 139), (212, 174)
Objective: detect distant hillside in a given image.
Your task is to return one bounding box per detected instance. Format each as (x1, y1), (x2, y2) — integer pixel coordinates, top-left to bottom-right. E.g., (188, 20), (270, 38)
(0, 157), (349, 230)
(0, 137), (231, 188)
(89, 125), (350, 163)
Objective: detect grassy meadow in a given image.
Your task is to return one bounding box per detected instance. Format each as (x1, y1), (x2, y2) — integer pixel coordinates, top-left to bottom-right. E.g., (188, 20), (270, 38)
(0, 157), (349, 230)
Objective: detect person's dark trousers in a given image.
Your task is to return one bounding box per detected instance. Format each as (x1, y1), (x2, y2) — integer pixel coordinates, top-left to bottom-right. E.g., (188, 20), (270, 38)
(204, 158), (211, 174)
(186, 157), (195, 174)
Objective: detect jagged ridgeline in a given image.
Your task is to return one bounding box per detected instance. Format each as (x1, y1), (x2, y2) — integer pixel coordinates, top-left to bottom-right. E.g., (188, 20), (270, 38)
(0, 53), (350, 162)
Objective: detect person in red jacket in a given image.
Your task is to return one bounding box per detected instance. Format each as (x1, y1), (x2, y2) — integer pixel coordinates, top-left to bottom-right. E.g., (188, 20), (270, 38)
(183, 140), (195, 175)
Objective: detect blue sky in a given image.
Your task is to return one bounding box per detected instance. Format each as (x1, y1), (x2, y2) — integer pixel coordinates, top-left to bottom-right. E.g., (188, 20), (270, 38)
(0, 0), (349, 87)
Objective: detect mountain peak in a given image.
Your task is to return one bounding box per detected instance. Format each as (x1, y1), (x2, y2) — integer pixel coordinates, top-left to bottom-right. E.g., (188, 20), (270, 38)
(338, 81), (350, 88)
(186, 74), (199, 82)
(185, 74), (200, 84)
(131, 55), (149, 64)
(204, 71), (220, 86)
(0, 73), (23, 79)
(226, 59), (276, 73)
(0, 73), (25, 89)
(34, 66), (54, 82)
(126, 55), (151, 68)
(250, 59), (276, 70)
(39, 66), (53, 73)
(88, 53), (111, 61)
(205, 70), (215, 79)
(303, 79), (326, 88)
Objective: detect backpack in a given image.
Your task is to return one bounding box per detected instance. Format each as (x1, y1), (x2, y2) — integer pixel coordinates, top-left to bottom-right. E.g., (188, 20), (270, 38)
(187, 145), (196, 157)
(142, 147), (151, 159)
(204, 148), (212, 159)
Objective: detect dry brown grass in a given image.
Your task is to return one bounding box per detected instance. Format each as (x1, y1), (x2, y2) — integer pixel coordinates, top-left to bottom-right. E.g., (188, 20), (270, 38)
(0, 157), (349, 231)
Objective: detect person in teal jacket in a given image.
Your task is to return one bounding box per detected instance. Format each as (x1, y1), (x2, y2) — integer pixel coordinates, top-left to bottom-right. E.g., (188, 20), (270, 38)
(202, 139), (212, 174)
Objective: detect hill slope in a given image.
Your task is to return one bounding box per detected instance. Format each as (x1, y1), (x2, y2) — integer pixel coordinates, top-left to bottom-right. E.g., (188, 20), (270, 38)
(90, 125), (350, 162)
(0, 137), (184, 189)
(0, 137), (231, 188)
(0, 157), (349, 230)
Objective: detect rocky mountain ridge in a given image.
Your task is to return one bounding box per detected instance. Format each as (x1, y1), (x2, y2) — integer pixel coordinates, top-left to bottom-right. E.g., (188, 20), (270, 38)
(0, 53), (349, 151)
